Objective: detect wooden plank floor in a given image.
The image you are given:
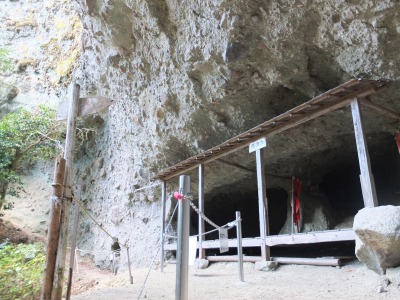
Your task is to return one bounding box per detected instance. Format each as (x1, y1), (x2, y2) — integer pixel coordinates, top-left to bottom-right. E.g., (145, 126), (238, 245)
(164, 229), (355, 251)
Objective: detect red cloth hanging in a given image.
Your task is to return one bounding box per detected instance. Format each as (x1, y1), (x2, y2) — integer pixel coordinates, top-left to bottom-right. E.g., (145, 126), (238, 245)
(396, 131), (400, 155)
(293, 178), (302, 225)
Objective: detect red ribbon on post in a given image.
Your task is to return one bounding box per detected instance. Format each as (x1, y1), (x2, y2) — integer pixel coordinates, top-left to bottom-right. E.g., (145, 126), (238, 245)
(293, 178), (302, 225)
(174, 192), (184, 202)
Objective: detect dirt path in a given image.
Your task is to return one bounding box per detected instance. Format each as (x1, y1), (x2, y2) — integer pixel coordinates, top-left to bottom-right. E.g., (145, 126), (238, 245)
(72, 260), (400, 300)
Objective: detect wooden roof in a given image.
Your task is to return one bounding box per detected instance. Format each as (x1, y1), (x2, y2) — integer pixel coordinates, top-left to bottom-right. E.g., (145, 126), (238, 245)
(151, 79), (388, 181)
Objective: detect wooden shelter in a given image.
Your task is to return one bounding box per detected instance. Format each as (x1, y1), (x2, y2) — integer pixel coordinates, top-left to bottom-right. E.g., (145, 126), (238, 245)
(152, 79), (400, 263)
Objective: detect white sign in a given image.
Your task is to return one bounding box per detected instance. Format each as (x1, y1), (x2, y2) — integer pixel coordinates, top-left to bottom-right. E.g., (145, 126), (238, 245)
(189, 236), (197, 266)
(219, 228), (229, 253)
(249, 138), (267, 153)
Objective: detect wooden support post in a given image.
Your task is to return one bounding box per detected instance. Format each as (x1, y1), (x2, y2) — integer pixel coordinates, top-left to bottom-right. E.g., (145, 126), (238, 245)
(53, 83), (80, 299)
(198, 164), (206, 259)
(41, 158), (66, 300)
(66, 188), (80, 300)
(127, 247), (133, 284)
(160, 181), (167, 272)
(351, 98), (378, 207)
(255, 149), (270, 261)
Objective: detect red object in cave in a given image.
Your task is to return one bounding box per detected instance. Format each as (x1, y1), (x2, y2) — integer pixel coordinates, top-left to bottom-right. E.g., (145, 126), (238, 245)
(293, 178), (302, 225)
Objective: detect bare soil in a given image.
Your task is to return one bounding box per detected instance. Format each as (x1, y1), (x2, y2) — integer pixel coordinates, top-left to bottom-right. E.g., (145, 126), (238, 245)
(70, 259), (400, 300)
(2, 213), (400, 300)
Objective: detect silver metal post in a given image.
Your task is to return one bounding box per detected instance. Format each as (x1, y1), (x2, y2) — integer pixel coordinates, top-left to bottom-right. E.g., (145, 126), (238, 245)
(198, 164), (205, 259)
(176, 175), (190, 300)
(236, 211), (244, 282)
(160, 181), (167, 272)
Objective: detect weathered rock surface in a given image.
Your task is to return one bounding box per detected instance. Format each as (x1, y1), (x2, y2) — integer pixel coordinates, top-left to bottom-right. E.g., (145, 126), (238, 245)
(254, 260), (278, 271)
(2, 0), (400, 269)
(386, 266), (400, 286)
(194, 258), (209, 269)
(354, 206), (400, 275)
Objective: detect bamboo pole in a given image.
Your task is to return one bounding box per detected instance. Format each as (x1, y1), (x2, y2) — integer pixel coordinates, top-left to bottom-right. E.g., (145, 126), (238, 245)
(53, 83), (80, 299)
(66, 188), (80, 300)
(41, 158), (66, 300)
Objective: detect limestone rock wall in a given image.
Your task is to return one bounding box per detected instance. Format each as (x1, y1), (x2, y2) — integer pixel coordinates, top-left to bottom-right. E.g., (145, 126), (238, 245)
(72, 0), (400, 267)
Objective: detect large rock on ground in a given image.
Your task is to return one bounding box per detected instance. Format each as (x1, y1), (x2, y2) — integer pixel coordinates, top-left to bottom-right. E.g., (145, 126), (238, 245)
(354, 206), (400, 275)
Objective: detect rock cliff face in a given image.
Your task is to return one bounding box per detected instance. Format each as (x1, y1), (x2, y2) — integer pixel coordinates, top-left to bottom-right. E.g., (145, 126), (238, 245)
(2, 0), (400, 267)
(72, 0), (400, 267)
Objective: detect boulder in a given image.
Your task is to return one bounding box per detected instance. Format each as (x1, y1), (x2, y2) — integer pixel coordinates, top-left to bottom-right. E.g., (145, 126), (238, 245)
(386, 267), (400, 286)
(254, 261), (278, 272)
(354, 205), (400, 275)
(194, 258), (209, 269)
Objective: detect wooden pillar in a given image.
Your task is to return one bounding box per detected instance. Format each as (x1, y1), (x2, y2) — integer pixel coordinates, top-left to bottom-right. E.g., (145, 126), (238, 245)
(53, 83), (80, 299)
(160, 181), (166, 272)
(198, 164), (205, 259)
(351, 97), (378, 207)
(256, 149), (270, 261)
(41, 158), (66, 300)
(66, 188), (80, 300)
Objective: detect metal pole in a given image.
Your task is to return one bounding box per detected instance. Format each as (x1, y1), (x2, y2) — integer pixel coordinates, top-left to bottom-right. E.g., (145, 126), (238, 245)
(160, 181), (167, 272)
(66, 190), (80, 300)
(176, 175), (190, 300)
(198, 164), (205, 259)
(236, 211), (244, 282)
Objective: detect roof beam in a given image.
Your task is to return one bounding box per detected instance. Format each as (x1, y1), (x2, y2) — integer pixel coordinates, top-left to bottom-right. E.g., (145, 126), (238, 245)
(361, 97), (400, 120)
(152, 81), (388, 182)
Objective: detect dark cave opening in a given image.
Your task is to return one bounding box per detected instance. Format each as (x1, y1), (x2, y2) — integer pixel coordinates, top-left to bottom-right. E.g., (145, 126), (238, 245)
(185, 134), (399, 258)
(190, 187), (288, 240)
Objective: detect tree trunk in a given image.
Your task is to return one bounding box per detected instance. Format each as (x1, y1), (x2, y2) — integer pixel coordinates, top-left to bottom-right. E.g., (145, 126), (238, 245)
(0, 185), (7, 211)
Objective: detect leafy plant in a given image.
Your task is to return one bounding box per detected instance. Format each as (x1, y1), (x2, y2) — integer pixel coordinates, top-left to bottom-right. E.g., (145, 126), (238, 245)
(0, 48), (14, 74)
(0, 242), (45, 300)
(0, 105), (64, 209)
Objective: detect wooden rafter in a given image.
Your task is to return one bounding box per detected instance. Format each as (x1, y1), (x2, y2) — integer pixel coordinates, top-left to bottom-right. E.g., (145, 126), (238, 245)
(152, 79), (389, 182)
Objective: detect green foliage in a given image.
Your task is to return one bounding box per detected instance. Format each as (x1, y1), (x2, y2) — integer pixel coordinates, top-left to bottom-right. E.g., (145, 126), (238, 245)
(0, 48), (14, 74)
(0, 105), (63, 206)
(0, 242), (45, 300)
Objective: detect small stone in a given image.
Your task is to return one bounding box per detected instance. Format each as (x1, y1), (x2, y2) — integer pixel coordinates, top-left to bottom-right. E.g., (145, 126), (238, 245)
(376, 285), (385, 293)
(254, 261), (278, 271)
(386, 267), (400, 286)
(194, 259), (209, 269)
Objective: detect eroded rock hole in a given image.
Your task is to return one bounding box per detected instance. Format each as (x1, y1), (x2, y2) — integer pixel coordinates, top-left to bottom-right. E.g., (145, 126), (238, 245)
(190, 188), (288, 238)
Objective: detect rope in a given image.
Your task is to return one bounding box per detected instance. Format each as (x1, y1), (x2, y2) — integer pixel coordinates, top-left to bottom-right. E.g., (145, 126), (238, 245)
(136, 245), (161, 300)
(185, 195), (220, 229)
(70, 194), (127, 248)
(134, 183), (162, 192)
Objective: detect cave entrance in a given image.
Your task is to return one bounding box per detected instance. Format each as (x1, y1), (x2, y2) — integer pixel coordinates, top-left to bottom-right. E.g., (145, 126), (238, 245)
(154, 79), (400, 264)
